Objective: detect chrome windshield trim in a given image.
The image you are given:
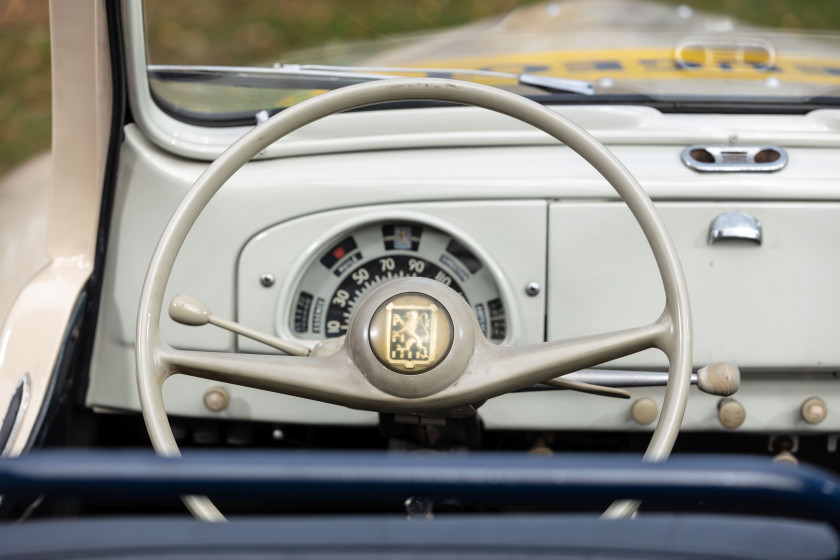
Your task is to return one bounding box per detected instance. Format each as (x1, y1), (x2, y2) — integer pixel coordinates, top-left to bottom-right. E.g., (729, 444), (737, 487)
(149, 64), (595, 95)
(1, 374), (30, 457)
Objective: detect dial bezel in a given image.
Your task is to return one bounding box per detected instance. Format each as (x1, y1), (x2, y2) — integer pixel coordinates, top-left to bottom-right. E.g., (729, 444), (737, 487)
(273, 211), (514, 351)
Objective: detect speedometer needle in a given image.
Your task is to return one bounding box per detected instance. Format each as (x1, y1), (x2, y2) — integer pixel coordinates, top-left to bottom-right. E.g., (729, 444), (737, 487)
(169, 294), (311, 356)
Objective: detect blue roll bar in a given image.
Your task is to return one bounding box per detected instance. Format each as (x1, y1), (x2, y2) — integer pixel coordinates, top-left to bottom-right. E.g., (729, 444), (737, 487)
(1, 451), (839, 525)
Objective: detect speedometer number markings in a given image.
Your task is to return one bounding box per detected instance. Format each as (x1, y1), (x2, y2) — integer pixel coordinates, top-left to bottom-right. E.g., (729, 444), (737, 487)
(351, 268), (370, 285)
(291, 223), (507, 343)
(433, 270), (452, 286)
(332, 290), (350, 308)
(408, 258), (425, 273)
(379, 257), (395, 271)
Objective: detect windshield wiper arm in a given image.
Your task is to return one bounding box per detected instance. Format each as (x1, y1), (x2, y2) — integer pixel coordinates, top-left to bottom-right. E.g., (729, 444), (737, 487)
(280, 63), (595, 96)
(148, 64), (595, 96)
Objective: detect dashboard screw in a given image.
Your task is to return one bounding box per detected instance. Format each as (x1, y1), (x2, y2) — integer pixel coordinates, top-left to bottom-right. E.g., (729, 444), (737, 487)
(525, 282), (541, 297)
(260, 273), (275, 287)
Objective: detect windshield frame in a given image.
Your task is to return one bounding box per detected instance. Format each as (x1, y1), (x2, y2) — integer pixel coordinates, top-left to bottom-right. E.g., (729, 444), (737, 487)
(124, 0), (840, 161)
(123, 0), (260, 159)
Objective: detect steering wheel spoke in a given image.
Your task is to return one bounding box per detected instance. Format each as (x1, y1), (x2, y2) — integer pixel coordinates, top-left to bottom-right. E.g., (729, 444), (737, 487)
(469, 316), (672, 394)
(159, 346), (349, 398)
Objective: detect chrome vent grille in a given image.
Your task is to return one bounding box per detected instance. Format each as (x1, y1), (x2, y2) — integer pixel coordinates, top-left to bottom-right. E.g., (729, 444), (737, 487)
(682, 146), (787, 172)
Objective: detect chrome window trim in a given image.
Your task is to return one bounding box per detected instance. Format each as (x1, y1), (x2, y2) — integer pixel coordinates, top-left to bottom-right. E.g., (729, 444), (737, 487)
(1, 374), (30, 457)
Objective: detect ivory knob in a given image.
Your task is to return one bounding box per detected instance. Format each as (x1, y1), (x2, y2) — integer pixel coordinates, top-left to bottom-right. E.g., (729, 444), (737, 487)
(203, 386), (230, 412)
(718, 398), (745, 429)
(801, 397), (827, 424)
(631, 397), (658, 425)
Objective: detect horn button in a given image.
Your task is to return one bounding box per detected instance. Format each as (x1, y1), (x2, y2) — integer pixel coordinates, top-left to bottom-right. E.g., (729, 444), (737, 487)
(348, 278), (475, 398)
(369, 294), (454, 375)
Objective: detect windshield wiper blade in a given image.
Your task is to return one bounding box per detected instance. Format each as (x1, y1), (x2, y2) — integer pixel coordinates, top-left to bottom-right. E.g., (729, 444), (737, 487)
(148, 64), (595, 96)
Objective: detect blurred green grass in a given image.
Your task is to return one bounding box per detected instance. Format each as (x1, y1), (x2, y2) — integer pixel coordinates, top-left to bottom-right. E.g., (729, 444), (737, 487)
(0, 0), (50, 177)
(145, 0), (541, 66)
(3, 0), (840, 178)
(659, 0), (840, 31)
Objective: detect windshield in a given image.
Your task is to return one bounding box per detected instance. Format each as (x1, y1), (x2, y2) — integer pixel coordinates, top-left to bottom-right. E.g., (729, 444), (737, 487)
(144, 0), (840, 124)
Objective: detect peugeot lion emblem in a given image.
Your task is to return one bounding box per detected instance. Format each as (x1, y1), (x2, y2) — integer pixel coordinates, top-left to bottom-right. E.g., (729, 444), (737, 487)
(368, 292), (453, 375)
(385, 302), (438, 370)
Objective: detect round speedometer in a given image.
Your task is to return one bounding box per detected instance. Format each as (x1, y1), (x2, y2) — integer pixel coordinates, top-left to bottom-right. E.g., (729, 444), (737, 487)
(290, 223), (507, 342)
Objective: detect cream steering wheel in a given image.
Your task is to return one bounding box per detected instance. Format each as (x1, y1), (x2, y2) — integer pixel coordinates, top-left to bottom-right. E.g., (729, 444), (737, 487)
(136, 78), (692, 522)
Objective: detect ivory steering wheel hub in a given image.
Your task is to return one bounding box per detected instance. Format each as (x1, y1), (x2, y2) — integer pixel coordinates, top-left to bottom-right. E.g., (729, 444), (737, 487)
(347, 278), (476, 399)
(369, 293), (453, 375)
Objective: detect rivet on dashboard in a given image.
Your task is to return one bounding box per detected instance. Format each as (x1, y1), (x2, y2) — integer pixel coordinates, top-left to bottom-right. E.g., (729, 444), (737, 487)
(259, 273), (275, 287)
(203, 386), (230, 412)
(525, 282), (541, 297)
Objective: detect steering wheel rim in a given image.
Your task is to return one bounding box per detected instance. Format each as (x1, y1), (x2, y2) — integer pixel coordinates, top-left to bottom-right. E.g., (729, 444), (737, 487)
(136, 78), (692, 522)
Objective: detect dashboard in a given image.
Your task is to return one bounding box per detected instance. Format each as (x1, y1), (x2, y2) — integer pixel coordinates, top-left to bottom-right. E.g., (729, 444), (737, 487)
(86, 103), (840, 438)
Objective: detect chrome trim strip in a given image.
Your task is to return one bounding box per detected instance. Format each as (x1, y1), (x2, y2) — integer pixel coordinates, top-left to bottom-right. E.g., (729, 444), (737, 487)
(563, 369), (698, 388)
(1, 374), (31, 457)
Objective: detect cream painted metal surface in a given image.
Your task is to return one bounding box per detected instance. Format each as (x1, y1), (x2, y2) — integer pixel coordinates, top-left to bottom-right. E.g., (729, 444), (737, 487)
(0, 0), (111, 456)
(134, 79), (691, 521)
(548, 202), (840, 370)
(0, 154), (51, 327)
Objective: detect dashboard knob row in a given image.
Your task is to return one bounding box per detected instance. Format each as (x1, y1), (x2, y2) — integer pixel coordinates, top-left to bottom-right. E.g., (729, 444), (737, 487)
(717, 398), (746, 429)
(630, 396), (828, 428)
(716, 396), (829, 429)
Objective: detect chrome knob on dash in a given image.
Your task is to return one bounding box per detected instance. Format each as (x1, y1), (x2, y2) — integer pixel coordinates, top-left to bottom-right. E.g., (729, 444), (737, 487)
(708, 212), (762, 245)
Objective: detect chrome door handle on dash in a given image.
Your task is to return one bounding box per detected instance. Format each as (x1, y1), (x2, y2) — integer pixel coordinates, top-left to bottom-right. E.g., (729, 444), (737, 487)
(708, 212), (762, 245)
